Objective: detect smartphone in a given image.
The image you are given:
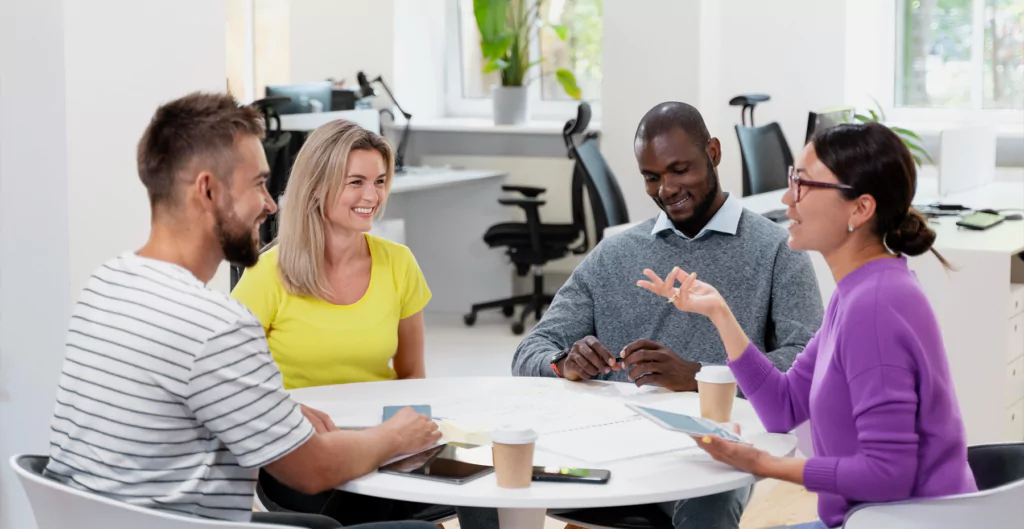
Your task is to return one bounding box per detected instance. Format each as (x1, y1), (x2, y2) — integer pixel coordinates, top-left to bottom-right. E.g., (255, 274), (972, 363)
(956, 211), (1005, 231)
(532, 465), (610, 484)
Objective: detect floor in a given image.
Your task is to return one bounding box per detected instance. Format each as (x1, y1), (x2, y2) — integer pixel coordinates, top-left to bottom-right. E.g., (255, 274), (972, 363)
(422, 313), (819, 529)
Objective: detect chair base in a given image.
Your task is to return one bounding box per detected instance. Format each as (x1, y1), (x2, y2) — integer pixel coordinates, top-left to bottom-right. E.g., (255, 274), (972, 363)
(465, 269), (554, 335)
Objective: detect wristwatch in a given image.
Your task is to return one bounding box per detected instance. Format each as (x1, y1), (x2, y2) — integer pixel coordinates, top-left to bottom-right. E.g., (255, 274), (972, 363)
(550, 349), (570, 378)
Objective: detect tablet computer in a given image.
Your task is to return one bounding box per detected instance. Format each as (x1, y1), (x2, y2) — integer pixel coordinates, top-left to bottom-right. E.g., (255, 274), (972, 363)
(627, 404), (744, 443)
(378, 443), (493, 484)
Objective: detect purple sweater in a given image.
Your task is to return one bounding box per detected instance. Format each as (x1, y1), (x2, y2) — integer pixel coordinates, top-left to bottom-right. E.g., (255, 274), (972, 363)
(728, 257), (976, 527)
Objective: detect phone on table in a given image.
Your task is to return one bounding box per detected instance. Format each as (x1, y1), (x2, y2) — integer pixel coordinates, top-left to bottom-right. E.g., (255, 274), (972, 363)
(532, 466), (611, 484)
(956, 211), (1005, 231)
(627, 404), (744, 443)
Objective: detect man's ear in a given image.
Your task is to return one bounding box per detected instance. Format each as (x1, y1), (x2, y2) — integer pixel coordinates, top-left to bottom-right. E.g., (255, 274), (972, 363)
(195, 171), (218, 212)
(707, 137), (722, 167)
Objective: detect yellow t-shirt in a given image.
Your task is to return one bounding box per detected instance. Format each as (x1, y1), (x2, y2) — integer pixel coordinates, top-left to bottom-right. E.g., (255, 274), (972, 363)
(231, 235), (431, 389)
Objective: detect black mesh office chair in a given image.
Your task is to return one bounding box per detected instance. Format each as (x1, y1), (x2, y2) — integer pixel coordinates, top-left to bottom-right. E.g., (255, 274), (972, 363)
(735, 122), (793, 196)
(230, 98), (295, 291)
(464, 102), (629, 334)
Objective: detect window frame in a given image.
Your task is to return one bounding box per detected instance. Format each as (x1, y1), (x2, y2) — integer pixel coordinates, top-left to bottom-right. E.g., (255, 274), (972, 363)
(443, 0), (602, 122)
(877, 0), (1023, 127)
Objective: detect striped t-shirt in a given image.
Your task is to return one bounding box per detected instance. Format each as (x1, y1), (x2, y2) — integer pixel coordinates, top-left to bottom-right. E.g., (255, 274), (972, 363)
(44, 252), (314, 522)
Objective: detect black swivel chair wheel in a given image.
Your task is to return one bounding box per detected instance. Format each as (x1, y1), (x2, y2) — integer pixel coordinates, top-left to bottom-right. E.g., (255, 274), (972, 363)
(502, 305), (515, 317)
(463, 312), (477, 326)
(511, 322), (525, 335)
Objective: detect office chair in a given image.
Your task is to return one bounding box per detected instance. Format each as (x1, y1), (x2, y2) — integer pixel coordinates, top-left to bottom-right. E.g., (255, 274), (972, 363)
(463, 102), (629, 335)
(231, 99), (296, 291)
(730, 94), (793, 197)
(735, 122), (793, 196)
(10, 455), (308, 529)
(841, 442), (1024, 529)
(254, 471), (455, 525)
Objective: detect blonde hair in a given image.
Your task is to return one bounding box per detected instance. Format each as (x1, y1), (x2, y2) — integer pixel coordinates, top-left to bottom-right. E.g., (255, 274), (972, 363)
(275, 119), (395, 299)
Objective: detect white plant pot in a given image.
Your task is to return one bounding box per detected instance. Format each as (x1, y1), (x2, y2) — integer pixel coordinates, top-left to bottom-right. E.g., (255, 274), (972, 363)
(492, 86), (529, 125)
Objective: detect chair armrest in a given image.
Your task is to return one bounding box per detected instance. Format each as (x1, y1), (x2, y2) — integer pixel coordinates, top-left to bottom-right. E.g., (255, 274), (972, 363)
(498, 197), (547, 208)
(497, 198), (546, 252)
(502, 185), (547, 198)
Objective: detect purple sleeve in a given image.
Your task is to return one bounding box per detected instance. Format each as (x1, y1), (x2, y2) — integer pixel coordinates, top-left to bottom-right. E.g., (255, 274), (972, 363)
(802, 300), (920, 501)
(727, 336), (819, 433)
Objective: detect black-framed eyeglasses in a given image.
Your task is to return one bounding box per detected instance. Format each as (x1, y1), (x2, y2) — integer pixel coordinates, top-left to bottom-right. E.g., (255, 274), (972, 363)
(788, 166), (855, 202)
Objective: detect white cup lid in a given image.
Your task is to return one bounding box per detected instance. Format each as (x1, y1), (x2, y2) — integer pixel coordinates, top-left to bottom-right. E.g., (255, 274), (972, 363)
(490, 426), (538, 445)
(695, 365), (736, 384)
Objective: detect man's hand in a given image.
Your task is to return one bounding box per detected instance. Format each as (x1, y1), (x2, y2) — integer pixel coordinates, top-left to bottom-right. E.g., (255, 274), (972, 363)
(378, 407), (442, 457)
(300, 405), (337, 434)
(561, 336), (622, 381)
(620, 339), (701, 391)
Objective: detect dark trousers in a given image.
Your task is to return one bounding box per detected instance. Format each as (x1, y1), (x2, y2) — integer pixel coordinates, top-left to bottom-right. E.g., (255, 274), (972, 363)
(253, 512), (439, 529)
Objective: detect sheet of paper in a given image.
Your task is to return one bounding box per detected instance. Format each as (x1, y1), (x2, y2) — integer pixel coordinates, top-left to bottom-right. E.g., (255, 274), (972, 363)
(536, 416), (698, 464)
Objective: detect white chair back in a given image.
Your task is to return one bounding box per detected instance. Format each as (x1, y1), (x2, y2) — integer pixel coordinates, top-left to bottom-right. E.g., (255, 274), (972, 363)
(843, 442), (1024, 529)
(10, 455), (296, 529)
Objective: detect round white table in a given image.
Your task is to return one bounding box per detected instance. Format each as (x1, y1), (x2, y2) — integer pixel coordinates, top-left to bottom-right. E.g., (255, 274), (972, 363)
(290, 377), (797, 529)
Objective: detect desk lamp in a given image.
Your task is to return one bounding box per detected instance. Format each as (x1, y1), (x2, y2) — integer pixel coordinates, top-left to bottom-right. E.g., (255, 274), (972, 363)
(357, 71), (411, 172)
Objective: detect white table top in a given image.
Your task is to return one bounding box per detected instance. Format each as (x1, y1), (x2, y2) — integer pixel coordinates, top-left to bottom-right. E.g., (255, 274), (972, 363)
(390, 167), (507, 195)
(289, 377), (797, 510)
(741, 176), (1024, 255)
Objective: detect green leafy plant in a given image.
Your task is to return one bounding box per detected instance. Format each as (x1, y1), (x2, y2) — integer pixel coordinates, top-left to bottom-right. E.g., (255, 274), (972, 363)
(853, 97), (934, 167)
(474, 0), (582, 99)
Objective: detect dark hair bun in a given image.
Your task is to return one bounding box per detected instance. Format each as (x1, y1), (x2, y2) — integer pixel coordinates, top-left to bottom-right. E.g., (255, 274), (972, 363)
(886, 209), (936, 256)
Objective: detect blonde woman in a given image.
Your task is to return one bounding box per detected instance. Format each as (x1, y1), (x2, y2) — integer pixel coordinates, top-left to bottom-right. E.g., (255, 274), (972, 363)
(233, 121), (495, 528)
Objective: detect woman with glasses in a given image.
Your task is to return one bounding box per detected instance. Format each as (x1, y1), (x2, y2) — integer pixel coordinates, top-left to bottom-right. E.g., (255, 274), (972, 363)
(637, 122), (977, 529)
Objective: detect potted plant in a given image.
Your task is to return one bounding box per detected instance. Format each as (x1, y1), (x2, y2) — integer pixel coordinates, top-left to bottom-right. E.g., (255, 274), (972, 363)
(474, 0), (582, 125)
(854, 97), (934, 167)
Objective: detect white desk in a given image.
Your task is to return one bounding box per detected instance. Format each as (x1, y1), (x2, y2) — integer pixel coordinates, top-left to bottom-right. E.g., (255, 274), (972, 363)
(290, 377), (797, 529)
(378, 168), (511, 313)
(742, 176), (1024, 445)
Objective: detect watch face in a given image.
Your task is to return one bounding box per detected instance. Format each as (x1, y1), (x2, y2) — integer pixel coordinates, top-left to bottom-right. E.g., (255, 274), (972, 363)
(551, 350), (569, 364)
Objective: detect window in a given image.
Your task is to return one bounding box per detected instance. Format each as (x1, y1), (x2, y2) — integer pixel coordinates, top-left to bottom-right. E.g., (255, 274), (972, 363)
(225, 0), (290, 103)
(896, 0), (1023, 110)
(448, 0), (603, 120)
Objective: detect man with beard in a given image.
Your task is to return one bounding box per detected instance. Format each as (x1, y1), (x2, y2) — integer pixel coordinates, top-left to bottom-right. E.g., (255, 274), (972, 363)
(44, 93), (440, 529)
(512, 102), (823, 529)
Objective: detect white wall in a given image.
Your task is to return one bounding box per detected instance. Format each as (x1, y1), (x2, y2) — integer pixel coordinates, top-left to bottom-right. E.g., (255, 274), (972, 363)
(64, 0), (230, 297)
(289, 0), (395, 85)
(601, 0), (704, 222)
(707, 0), (848, 195)
(0, 2), (228, 528)
(0, 3), (71, 529)
(601, 0), (848, 220)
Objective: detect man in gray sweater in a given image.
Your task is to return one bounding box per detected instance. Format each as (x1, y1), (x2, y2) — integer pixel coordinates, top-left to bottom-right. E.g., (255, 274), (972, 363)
(512, 102), (823, 529)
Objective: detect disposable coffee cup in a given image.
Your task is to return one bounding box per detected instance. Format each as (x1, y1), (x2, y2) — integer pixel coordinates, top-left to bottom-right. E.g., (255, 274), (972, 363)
(696, 366), (738, 423)
(490, 427), (538, 489)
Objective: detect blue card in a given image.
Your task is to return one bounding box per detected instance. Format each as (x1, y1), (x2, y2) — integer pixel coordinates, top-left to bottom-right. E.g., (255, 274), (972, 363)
(382, 405), (432, 422)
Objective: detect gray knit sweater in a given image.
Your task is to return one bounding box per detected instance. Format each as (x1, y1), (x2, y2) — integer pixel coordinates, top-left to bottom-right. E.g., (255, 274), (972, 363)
(511, 210), (824, 380)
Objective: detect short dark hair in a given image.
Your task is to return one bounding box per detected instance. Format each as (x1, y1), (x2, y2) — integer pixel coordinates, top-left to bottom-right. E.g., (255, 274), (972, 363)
(812, 122), (949, 267)
(635, 101), (711, 148)
(137, 92), (265, 206)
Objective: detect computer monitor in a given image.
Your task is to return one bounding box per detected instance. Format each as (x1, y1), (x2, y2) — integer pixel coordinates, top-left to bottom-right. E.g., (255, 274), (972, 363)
(805, 106), (854, 144)
(264, 82), (333, 114)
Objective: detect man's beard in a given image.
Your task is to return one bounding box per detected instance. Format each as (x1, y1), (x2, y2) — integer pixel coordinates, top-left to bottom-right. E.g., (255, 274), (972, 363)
(215, 208), (261, 268)
(672, 155), (720, 234)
